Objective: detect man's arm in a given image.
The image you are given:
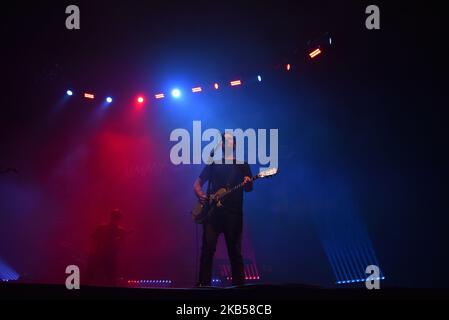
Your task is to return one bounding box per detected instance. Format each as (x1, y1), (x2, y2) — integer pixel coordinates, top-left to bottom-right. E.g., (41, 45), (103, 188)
(193, 177), (207, 204)
(194, 163), (211, 204)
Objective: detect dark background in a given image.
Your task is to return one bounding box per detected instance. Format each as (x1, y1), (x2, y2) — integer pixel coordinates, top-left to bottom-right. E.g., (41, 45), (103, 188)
(0, 1), (447, 288)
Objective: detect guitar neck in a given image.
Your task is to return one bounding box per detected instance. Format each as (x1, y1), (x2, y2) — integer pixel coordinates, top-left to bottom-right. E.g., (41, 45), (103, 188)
(221, 175), (257, 198)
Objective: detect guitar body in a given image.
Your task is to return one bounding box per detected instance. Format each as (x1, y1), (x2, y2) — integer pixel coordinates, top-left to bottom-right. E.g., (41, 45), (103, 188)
(191, 188), (227, 224)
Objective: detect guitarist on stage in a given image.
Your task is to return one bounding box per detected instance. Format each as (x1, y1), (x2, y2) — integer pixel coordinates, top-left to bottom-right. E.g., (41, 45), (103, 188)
(193, 132), (253, 287)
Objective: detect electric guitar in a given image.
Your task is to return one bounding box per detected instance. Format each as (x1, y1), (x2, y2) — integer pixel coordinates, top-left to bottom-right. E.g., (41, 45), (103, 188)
(191, 167), (278, 224)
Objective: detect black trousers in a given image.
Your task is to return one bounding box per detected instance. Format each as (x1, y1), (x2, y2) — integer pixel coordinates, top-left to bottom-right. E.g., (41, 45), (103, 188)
(198, 210), (244, 286)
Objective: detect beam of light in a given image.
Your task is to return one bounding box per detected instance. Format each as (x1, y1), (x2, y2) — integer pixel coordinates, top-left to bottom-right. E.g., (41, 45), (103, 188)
(0, 258), (19, 281)
(332, 245), (351, 282)
(341, 245), (360, 281)
(66, 90), (73, 96)
(317, 210), (385, 285)
(84, 93), (95, 99)
(323, 243), (344, 283)
(257, 75), (262, 82)
(323, 223), (384, 284)
(192, 86), (202, 93)
(309, 48), (322, 58)
(230, 80), (241, 86)
(155, 93), (165, 99)
(347, 235), (372, 280)
(171, 88), (181, 98)
(214, 83), (219, 90)
(286, 63), (291, 71)
(106, 97), (113, 103)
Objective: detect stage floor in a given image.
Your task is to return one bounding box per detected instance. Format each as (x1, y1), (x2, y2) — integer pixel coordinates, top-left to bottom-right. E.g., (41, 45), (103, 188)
(1, 283), (448, 301)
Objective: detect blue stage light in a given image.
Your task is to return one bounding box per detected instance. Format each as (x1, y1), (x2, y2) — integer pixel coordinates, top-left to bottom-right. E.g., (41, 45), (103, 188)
(66, 90), (73, 96)
(171, 88), (181, 98)
(106, 97), (112, 103)
(257, 75), (262, 82)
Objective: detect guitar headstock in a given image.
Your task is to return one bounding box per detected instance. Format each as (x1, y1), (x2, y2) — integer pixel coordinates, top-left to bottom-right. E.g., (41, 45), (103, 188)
(256, 167), (278, 179)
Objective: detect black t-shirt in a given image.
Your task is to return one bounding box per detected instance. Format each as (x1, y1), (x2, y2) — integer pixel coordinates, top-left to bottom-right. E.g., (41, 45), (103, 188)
(199, 160), (252, 213)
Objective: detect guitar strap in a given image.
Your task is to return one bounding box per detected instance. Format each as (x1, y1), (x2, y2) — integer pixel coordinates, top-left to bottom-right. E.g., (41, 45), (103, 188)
(206, 162), (214, 198)
(206, 140), (221, 198)
(226, 161), (237, 189)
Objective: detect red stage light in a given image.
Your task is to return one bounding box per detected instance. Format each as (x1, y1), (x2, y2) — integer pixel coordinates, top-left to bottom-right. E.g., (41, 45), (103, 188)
(192, 87), (202, 93)
(155, 93), (165, 99)
(214, 83), (219, 90)
(230, 80), (241, 86)
(84, 93), (95, 99)
(137, 96), (145, 103)
(286, 63), (291, 71)
(309, 48), (322, 58)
